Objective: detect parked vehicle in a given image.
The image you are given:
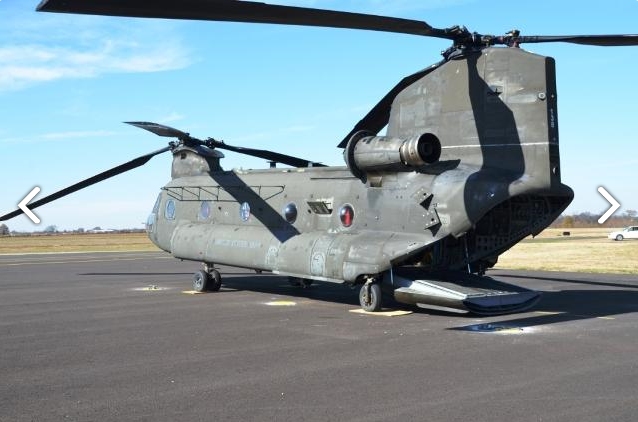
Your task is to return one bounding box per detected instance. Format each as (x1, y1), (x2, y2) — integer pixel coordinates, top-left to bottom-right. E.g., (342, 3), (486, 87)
(608, 226), (638, 241)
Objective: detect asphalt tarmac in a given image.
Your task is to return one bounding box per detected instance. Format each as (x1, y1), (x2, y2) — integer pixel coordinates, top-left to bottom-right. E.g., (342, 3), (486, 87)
(2, 251), (638, 422)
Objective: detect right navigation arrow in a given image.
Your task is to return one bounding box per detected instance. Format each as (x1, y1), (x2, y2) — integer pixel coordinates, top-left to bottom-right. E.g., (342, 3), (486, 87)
(597, 186), (620, 224)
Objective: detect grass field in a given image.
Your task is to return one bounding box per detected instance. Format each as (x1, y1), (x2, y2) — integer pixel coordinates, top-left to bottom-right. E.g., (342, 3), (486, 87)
(0, 233), (159, 254)
(1, 228), (637, 274)
(496, 228), (638, 274)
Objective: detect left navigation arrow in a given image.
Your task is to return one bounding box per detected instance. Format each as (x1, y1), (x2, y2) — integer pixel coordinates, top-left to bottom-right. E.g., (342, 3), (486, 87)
(18, 187), (41, 224)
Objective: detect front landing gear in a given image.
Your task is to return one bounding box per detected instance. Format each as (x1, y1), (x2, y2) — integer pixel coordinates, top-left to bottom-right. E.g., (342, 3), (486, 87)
(359, 277), (382, 312)
(192, 264), (222, 292)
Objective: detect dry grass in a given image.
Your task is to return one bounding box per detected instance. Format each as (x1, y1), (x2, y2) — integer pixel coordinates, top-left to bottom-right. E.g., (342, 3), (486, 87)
(0, 233), (159, 254)
(2, 229), (637, 274)
(496, 228), (638, 274)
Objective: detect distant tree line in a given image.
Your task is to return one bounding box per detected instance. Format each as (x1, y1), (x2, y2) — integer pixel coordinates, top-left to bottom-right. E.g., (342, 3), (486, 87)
(1, 224), (146, 236)
(551, 210), (637, 228)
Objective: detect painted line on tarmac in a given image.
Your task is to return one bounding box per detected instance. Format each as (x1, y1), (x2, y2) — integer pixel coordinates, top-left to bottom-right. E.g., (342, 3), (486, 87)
(132, 286), (171, 292)
(0, 256), (172, 267)
(349, 309), (413, 317)
(0, 250), (162, 256)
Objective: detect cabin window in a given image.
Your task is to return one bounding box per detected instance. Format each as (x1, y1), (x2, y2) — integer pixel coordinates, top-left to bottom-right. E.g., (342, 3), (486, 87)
(339, 204), (355, 228)
(239, 202), (251, 222)
(165, 199), (176, 220)
(198, 201), (211, 221)
(283, 203), (298, 223)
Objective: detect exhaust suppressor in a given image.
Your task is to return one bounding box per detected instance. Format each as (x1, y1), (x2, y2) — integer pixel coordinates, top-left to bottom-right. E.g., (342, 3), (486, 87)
(344, 131), (441, 179)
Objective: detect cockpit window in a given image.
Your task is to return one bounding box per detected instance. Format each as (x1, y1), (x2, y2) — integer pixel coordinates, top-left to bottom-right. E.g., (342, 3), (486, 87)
(152, 194), (161, 213)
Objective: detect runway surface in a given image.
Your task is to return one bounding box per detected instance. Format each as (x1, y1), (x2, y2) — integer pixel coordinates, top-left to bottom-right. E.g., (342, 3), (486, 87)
(2, 251), (638, 421)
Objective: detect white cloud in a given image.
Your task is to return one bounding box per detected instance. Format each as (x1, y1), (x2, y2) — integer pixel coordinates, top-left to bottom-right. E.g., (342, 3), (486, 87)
(1, 9), (193, 93)
(158, 112), (186, 124)
(0, 40), (191, 92)
(231, 124), (315, 143)
(0, 130), (117, 144)
(40, 130), (117, 140)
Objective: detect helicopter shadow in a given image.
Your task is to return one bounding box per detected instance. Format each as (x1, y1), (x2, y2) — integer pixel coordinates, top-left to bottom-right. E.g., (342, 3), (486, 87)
(210, 170), (299, 243)
(79, 272), (193, 276)
(451, 270), (638, 329)
(217, 274), (361, 307)
(479, 288), (638, 329)
(495, 272), (638, 291)
(464, 52), (525, 221)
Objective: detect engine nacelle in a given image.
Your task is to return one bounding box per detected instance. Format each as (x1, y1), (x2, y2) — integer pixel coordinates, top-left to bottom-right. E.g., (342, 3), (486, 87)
(344, 131), (441, 179)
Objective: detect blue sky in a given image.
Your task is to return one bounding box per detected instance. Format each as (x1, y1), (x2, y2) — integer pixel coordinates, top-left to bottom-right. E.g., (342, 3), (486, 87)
(1, 0), (636, 231)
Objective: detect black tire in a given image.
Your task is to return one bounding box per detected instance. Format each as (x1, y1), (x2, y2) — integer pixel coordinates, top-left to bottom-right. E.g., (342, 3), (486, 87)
(209, 269), (222, 292)
(616, 234), (624, 241)
(359, 283), (382, 312)
(193, 269), (209, 292)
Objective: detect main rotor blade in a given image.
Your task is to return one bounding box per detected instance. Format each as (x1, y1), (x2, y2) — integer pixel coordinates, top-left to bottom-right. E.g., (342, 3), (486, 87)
(36, 0), (452, 40)
(126, 121), (190, 139)
(514, 34), (638, 47)
(338, 62), (443, 148)
(0, 146), (170, 222)
(208, 140), (326, 168)
(128, 121), (324, 167)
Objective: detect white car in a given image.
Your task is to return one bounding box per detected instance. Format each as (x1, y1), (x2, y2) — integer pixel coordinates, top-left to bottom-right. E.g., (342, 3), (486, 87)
(608, 226), (638, 241)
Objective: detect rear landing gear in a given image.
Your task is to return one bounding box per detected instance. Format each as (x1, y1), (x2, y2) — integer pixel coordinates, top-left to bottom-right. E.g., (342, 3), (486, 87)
(192, 264), (222, 292)
(192, 270), (209, 292)
(208, 269), (222, 291)
(359, 277), (382, 312)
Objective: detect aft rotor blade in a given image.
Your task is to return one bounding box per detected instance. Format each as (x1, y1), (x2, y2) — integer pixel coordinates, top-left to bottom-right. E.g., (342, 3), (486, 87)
(0, 146), (171, 222)
(338, 63), (443, 148)
(36, 0), (452, 40)
(515, 34), (638, 47)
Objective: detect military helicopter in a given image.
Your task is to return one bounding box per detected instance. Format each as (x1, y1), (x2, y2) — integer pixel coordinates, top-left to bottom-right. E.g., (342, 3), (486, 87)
(3, 0), (638, 315)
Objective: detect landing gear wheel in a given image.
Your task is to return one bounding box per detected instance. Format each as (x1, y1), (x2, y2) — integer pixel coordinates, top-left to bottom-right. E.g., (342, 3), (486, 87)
(209, 269), (222, 292)
(359, 283), (382, 312)
(193, 269), (210, 292)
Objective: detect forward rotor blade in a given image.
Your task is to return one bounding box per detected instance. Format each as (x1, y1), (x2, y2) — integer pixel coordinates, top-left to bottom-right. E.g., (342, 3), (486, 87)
(126, 121), (190, 139)
(515, 34), (638, 47)
(338, 62), (443, 148)
(36, 0), (452, 39)
(0, 146), (170, 222)
(128, 121), (325, 167)
(208, 140), (326, 168)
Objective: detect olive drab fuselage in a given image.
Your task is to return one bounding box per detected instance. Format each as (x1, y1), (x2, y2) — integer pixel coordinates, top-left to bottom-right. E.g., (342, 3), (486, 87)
(147, 47), (573, 284)
(2, 2), (633, 314)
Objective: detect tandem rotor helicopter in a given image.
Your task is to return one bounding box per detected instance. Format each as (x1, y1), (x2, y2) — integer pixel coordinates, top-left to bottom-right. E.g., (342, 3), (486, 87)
(3, 0), (638, 315)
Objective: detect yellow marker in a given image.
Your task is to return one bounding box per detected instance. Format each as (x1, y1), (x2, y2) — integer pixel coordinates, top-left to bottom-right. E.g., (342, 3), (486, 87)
(265, 300), (297, 306)
(182, 290), (206, 295)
